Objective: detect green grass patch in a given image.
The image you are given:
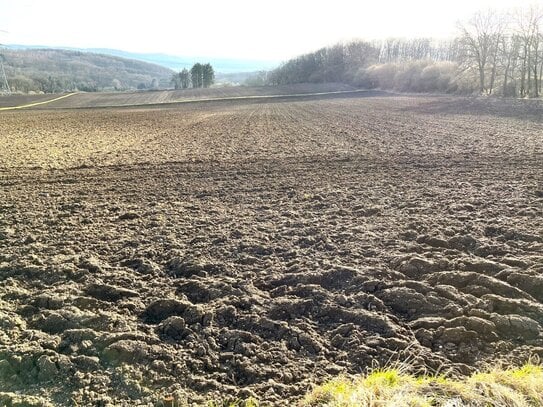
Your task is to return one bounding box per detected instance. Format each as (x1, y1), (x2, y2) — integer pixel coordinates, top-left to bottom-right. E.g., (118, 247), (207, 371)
(302, 363), (543, 406)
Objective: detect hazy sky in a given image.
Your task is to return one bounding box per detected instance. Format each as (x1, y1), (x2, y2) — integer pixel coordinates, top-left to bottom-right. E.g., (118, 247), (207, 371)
(0, 0), (536, 61)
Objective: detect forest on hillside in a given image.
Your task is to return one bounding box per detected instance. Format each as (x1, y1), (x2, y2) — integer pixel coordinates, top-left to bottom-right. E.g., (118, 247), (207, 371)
(0, 49), (173, 93)
(267, 6), (543, 97)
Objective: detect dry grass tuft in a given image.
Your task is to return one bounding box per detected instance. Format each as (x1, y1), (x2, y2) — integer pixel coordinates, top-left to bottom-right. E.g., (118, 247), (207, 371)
(301, 363), (543, 406)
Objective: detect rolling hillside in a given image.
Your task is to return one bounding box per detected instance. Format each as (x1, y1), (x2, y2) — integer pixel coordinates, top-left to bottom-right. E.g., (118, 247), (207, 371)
(6, 44), (280, 73)
(0, 48), (174, 93)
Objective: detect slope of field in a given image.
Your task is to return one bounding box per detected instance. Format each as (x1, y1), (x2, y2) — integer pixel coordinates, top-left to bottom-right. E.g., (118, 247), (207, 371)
(0, 83), (356, 110)
(0, 93), (58, 108)
(0, 93), (77, 111)
(0, 94), (542, 406)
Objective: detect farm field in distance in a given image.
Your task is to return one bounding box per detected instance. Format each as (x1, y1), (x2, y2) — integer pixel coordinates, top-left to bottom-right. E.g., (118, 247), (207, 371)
(0, 83), (356, 109)
(0, 89), (542, 406)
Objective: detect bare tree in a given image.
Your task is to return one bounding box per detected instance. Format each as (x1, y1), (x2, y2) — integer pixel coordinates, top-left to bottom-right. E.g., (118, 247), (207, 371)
(458, 10), (505, 94)
(515, 6), (543, 96)
(499, 34), (521, 96)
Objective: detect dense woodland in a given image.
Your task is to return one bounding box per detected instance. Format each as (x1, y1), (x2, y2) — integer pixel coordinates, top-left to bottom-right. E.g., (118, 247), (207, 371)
(268, 6), (543, 97)
(0, 49), (173, 93)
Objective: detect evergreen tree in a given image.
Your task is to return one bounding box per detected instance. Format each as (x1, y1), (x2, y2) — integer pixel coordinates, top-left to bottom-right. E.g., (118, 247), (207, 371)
(179, 68), (190, 89)
(202, 63), (215, 88)
(190, 63), (203, 88)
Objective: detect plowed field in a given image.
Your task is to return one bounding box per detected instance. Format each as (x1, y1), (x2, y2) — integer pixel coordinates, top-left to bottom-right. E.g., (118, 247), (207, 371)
(0, 93), (542, 406)
(0, 83), (355, 109)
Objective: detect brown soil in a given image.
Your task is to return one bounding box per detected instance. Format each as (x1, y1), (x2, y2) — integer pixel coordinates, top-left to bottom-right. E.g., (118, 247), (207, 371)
(0, 93), (59, 108)
(0, 83), (356, 109)
(0, 93), (542, 406)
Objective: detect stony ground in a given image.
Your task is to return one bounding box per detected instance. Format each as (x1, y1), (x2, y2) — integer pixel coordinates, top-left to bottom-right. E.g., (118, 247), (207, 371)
(0, 93), (542, 406)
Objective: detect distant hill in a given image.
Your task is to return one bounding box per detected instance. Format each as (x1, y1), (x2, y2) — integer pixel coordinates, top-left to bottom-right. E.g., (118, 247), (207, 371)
(6, 44), (280, 73)
(0, 48), (175, 93)
(86, 48), (279, 73)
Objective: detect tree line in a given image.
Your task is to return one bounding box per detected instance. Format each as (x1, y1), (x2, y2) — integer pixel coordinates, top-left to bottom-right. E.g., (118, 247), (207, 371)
(268, 5), (543, 97)
(458, 7), (543, 97)
(171, 63), (215, 89)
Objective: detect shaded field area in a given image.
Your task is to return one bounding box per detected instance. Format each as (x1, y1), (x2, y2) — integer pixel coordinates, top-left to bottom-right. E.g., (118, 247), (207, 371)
(0, 94), (542, 405)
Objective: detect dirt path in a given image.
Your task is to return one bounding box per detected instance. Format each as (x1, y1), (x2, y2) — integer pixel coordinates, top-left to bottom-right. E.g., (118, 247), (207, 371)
(36, 89), (373, 110)
(0, 92), (77, 111)
(0, 83), (359, 110)
(0, 94), (542, 406)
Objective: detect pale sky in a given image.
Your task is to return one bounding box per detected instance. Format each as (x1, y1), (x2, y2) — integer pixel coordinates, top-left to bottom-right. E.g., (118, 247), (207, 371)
(0, 0), (538, 61)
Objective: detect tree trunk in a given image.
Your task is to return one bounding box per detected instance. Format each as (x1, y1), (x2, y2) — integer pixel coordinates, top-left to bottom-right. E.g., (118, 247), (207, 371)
(489, 59), (497, 95)
(528, 54), (532, 96)
(488, 36), (501, 95)
(478, 61), (486, 94)
(520, 46), (528, 97)
(503, 61), (510, 96)
(534, 63), (539, 98)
